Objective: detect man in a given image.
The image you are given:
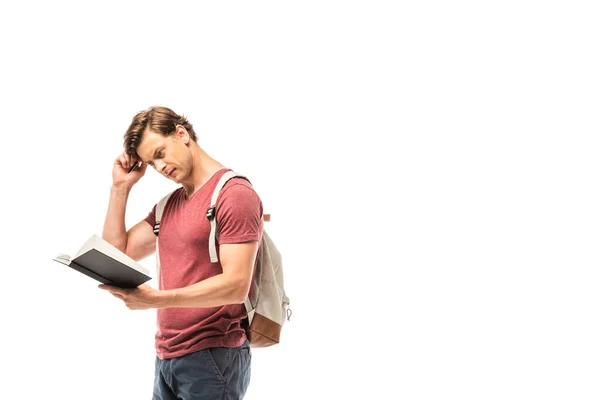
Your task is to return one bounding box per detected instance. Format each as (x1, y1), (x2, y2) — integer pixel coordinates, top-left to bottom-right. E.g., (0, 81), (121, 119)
(100, 106), (263, 400)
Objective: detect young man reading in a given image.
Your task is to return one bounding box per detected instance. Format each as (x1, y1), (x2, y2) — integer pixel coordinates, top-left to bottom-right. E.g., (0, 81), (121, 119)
(100, 106), (263, 400)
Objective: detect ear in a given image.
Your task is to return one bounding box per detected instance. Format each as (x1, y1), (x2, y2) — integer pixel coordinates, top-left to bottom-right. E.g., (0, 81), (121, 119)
(174, 125), (190, 144)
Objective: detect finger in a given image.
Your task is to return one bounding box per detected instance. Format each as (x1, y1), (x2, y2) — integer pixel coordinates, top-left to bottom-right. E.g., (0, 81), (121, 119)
(123, 152), (132, 169)
(116, 153), (128, 169)
(124, 153), (139, 170)
(98, 284), (115, 291)
(99, 284), (124, 296)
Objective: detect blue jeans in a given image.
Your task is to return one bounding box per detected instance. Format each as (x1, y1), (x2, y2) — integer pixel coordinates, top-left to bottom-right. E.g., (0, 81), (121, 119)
(153, 340), (252, 400)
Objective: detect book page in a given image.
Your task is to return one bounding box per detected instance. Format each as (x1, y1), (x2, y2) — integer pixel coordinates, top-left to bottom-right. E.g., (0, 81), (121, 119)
(74, 235), (151, 277)
(53, 254), (72, 265)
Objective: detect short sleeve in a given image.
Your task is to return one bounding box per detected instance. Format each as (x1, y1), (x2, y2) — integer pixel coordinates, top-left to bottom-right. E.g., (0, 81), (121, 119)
(216, 182), (263, 244)
(144, 204), (157, 228)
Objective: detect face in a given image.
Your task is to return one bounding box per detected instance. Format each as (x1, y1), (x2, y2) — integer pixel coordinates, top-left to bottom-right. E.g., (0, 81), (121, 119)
(137, 126), (192, 182)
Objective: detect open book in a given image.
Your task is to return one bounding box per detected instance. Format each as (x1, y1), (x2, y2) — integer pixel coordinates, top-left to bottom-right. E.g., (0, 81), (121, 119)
(53, 234), (152, 288)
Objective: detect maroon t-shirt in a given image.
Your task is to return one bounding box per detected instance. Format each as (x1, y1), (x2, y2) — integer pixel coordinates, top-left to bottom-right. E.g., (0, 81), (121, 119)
(144, 168), (263, 359)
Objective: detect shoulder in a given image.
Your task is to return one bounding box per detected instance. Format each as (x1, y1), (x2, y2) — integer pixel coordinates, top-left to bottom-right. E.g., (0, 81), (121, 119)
(216, 176), (262, 214)
(161, 187), (185, 213)
(147, 187), (182, 215)
(215, 175), (264, 240)
(164, 186), (185, 203)
(220, 176), (257, 198)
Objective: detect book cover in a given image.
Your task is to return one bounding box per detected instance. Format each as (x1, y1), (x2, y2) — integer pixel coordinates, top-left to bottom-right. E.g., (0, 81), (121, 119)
(53, 235), (152, 288)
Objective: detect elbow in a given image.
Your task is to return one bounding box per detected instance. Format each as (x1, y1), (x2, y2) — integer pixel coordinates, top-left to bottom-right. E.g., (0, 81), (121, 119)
(231, 282), (250, 304)
(103, 236), (127, 254)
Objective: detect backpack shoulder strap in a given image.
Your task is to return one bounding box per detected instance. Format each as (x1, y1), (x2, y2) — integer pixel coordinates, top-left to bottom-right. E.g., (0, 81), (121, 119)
(207, 170), (250, 262)
(154, 188), (178, 281)
(154, 189), (177, 236)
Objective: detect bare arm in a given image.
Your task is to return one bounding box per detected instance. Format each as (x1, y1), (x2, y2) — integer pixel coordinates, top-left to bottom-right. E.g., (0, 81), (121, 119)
(98, 240), (259, 309)
(160, 241), (259, 308)
(102, 152), (154, 260)
(98, 174), (262, 310)
(124, 220), (156, 261)
(102, 186), (130, 252)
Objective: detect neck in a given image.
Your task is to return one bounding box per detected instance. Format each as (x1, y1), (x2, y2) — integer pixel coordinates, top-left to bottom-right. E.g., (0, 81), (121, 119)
(182, 143), (225, 199)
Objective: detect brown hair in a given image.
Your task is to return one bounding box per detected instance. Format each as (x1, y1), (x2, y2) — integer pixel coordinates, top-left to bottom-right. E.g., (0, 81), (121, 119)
(123, 106), (197, 157)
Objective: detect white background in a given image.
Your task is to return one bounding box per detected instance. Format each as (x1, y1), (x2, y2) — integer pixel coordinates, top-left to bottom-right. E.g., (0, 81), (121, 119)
(1, 1), (599, 399)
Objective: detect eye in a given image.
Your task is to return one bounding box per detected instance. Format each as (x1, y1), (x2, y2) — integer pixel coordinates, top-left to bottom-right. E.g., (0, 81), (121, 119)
(157, 150), (163, 158)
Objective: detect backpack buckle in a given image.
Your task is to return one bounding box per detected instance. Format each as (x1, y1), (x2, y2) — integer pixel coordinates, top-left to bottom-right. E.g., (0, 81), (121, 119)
(206, 206), (216, 220)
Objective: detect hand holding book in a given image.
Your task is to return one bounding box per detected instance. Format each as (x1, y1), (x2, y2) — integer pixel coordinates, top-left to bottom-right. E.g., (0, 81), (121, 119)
(98, 283), (165, 310)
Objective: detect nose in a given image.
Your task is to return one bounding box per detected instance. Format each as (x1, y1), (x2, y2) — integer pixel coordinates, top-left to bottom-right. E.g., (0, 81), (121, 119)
(154, 159), (167, 172)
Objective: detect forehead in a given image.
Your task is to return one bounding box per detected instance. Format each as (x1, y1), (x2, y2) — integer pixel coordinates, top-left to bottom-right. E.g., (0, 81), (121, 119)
(137, 130), (168, 161)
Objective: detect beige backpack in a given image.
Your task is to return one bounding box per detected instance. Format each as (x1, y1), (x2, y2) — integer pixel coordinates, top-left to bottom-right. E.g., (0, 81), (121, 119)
(154, 171), (291, 347)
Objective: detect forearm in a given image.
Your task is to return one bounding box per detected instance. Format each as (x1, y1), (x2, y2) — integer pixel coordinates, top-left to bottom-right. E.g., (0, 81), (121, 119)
(160, 273), (247, 308)
(102, 186), (131, 252)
